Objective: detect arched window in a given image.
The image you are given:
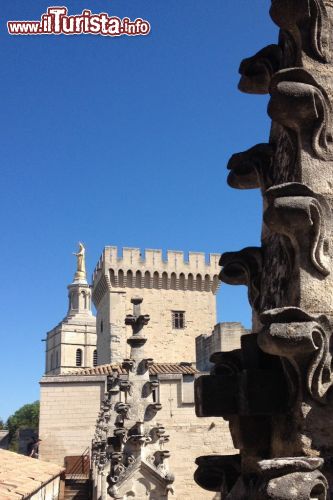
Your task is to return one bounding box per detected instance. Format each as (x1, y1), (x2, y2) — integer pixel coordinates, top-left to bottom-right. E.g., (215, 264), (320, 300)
(144, 271), (151, 289)
(118, 269), (124, 287)
(153, 271), (159, 289)
(213, 275), (220, 293)
(76, 349), (82, 367)
(93, 350), (97, 367)
(126, 270), (133, 288)
(196, 274), (202, 291)
(110, 269), (116, 286)
(170, 273), (177, 290)
(135, 271), (142, 288)
(204, 274), (211, 292)
(179, 273), (185, 290)
(81, 291), (87, 309)
(162, 272), (168, 290)
(188, 273), (194, 291)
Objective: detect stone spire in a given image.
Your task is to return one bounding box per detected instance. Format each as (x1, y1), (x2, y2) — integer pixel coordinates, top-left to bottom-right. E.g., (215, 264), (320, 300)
(92, 297), (174, 499)
(67, 243), (92, 318)
(195, 1), (333, 498)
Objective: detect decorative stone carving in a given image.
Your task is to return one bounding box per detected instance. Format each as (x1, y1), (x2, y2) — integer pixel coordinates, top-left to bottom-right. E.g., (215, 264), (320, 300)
(264, 182), (331, 276)
(195, 342), (288, 418)
(268, 68), (333, 160)
(108, 453), (126, 485)
(270, 0), (331, 63)
(259, 307), (333, 404)
(279, 29), (299, 67)
(224, 457), (328, 499)
(219, 247), (263, 311)
(194, 454), (241, 496)
(269, 123), (297, 186)
(149, 380), (159, 390)
(259, 234), (294, 311)
(145, 358), (154, 369)
(227, 143), (275, 190)
(92, 298), (173, 499)
(239, 45), (283, 94)
(210, 350), (243, 376)
(122, 358), (136, 372)
(255, 457), (328, 500)
(195, 1), (333, 497)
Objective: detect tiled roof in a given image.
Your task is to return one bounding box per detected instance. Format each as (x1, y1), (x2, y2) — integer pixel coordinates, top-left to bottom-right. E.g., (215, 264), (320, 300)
(0, 449), (64, 499)
(150, 363), (199, 375)
(68, 363), (127, 376)
(68, 362), (199, 376)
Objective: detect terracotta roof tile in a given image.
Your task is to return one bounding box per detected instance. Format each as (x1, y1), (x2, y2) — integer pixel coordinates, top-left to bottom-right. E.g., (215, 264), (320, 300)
(68, 362), (199, 376)
(0, 449), (64, 499)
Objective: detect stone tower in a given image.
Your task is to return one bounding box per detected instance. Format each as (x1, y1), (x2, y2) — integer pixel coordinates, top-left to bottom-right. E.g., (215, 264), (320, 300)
(195, 2), (333, 499)
(92, 297), (174, 499)
(45, 243), (96, 374)
(92, 246), (220, 366)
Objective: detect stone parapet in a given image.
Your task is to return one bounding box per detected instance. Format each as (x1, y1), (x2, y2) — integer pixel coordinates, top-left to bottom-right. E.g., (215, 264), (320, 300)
(92, 246), (221, 306)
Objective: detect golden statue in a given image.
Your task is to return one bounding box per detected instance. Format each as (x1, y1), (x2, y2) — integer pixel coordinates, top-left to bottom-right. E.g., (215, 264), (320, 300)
(73, 242), (86, 281)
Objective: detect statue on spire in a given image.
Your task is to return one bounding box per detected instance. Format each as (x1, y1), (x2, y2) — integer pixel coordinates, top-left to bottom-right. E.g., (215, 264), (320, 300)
(73, 242), (86, 282)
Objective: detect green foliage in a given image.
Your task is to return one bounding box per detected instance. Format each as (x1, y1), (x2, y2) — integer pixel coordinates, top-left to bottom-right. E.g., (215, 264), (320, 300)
(6, 401), (39, 450)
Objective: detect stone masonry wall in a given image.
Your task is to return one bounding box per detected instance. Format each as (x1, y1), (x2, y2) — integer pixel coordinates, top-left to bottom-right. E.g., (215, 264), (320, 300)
(39, 376), (106, 465)
(196, 322), (249, 372)
(93, 247), (220, 365)
(96, 288), (217, 365)
(158, 376), (235, 500)
(46, 323), (96, 375)
(39, 374), (235, 499)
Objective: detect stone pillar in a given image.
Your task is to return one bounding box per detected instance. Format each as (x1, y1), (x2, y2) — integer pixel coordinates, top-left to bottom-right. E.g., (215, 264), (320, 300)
(91, 298), (174, 499)
(195, 2), (333, 498)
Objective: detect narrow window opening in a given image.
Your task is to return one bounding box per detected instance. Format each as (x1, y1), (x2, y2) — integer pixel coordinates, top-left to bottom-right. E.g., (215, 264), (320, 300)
(93, 350), (97, 367)
(172, 311), (185, 329)
(76, 348), (82, 367)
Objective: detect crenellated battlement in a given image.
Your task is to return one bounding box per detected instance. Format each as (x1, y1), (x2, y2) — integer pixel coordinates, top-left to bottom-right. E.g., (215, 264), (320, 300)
(92, 246), (221, 302)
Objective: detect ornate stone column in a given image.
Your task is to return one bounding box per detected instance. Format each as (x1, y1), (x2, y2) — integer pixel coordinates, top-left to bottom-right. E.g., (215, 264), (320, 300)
(91, 297), (174, 499)
(195, 2), (333, 498)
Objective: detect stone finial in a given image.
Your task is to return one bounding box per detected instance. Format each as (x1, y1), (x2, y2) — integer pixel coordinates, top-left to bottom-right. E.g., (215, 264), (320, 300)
(227, 143), (275, 190)
(125, 297), (150, 338)
(92, 297), (173, 499)
(238, 44), (283, 94)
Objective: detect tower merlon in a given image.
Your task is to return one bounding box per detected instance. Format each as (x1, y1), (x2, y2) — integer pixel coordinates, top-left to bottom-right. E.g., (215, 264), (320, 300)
(92, 246), (221, 276)
(92, 246), (221, 307)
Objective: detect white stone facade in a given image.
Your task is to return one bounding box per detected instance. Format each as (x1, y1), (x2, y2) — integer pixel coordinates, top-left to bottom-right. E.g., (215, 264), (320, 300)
(45, 270), (97, 375)
(92, 247), (221, 365)
(39, 372), (235, 499)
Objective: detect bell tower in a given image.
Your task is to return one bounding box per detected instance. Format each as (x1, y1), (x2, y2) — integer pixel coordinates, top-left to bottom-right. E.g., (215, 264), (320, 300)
(67, 242), (92, 317)
(45, 243), (97, 375)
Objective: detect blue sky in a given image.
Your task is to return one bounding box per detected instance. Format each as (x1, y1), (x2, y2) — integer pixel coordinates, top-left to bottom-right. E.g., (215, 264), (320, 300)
(0, 1), (277, 420)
